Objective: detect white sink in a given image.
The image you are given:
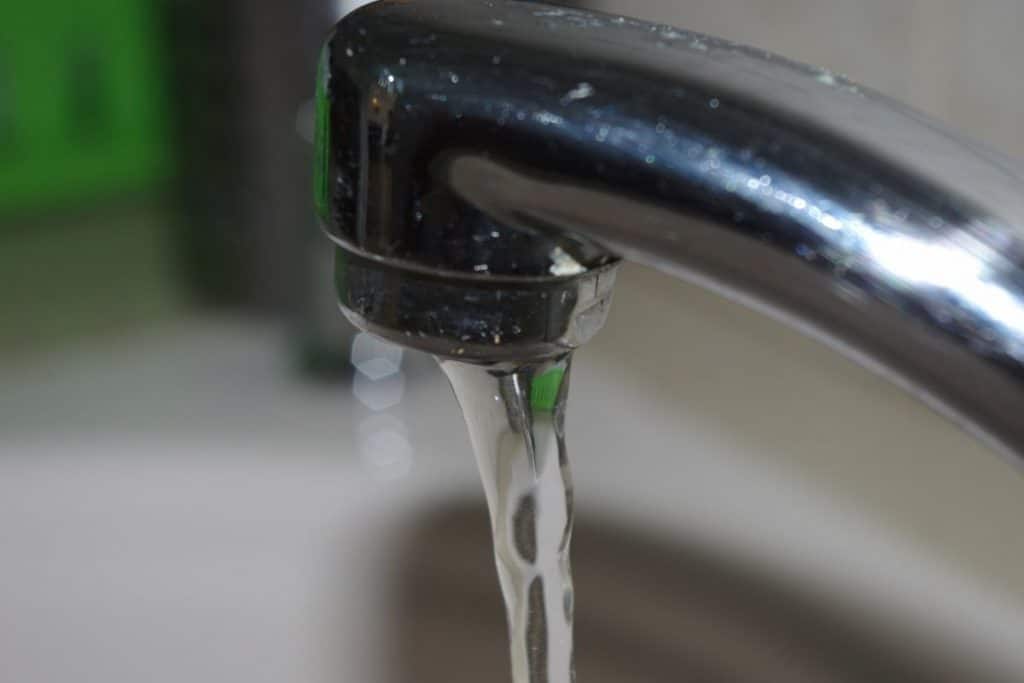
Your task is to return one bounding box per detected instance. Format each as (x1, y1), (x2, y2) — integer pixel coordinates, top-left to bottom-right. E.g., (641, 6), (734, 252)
(2, 266), (1023, 681)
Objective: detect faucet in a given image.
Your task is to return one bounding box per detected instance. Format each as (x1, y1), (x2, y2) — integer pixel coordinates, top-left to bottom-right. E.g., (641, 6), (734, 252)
(317, 0), (1024, 463)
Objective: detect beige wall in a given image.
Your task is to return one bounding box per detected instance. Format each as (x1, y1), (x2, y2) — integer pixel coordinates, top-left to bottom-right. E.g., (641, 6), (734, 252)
(592, 0), (1024, 159)
(580, 1), (1024, 599)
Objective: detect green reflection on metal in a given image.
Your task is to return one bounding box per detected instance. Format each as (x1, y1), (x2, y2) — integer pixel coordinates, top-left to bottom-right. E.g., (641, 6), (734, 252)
(314, 44), (331, 220)
(531, 367), (566, 412)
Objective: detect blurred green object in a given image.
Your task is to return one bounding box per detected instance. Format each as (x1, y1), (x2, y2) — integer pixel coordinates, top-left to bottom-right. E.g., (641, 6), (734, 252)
(0, 0), (169, 214)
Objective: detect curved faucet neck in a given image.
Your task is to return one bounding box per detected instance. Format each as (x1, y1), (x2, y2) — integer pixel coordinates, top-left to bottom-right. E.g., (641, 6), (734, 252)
(321, 0), (1024, 461)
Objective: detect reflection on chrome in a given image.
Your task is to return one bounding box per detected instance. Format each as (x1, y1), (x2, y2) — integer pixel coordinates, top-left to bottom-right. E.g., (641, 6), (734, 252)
(710, 152), (1024, 357)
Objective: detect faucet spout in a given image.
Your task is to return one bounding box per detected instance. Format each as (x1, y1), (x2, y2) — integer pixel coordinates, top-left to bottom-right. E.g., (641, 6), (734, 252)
(318, 0), (1024, 461)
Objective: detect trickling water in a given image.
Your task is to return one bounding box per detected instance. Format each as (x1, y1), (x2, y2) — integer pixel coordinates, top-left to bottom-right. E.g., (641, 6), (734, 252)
(440, 354), (576, 683)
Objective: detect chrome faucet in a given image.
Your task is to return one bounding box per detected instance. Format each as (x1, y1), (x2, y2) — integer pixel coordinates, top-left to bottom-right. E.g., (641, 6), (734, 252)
(317, 0), (1024, 462)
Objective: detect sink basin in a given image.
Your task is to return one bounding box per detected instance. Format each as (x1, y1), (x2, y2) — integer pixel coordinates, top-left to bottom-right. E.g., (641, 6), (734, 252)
(2, 268), (1024, 680)
(393, 503), (1010, 682)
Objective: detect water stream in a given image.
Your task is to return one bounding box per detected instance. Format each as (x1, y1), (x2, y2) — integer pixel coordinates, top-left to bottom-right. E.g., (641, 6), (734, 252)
(440, 355), (577, 683)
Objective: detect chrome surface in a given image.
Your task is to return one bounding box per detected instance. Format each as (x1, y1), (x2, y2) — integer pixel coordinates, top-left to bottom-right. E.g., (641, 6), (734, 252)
(318, 0), (1024, 458)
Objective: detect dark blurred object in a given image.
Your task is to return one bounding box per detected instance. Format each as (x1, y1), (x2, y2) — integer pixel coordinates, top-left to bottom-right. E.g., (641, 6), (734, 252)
(162, 0), (325, 311)
(390, 503), (1012, 683)
(0, 1), (169, 216)
(162, 0), (356, 378)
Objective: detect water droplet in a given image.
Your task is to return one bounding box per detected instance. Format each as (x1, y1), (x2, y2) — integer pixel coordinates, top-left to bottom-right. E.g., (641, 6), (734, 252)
(563, 82), (595, 103)
(534, 111), (565, 126)
(709, 98), (720, 109)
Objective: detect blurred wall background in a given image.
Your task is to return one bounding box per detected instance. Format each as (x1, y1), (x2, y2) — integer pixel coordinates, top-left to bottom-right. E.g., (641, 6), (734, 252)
(594, 0), (1024, 160)
(0, 0), (348, 370)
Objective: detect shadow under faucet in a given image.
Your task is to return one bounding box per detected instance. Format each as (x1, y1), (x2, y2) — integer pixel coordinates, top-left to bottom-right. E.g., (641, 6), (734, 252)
(386, 502), (1010, 682)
